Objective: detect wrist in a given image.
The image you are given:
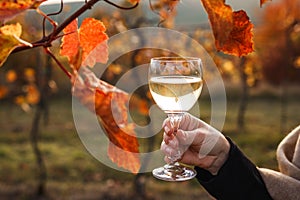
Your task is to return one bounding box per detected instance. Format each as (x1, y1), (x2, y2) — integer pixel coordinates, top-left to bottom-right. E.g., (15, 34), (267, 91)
(206, 137), (230, 175)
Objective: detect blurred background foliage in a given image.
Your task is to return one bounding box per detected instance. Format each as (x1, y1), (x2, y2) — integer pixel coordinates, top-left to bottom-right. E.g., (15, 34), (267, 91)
(0, 0), (299, 199)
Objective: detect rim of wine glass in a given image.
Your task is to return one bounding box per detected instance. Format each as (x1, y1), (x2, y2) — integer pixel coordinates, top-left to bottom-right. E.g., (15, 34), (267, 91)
(150, 56), (201, 62)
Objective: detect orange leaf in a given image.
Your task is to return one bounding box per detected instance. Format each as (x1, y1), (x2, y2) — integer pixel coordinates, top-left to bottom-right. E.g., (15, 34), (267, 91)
(79, 18), (108, 67)
(25, 84), (40, 104)
(81, 40), (108, 68)
(0, 0), (46, 23)
(0, 85), (8, 99)
(260, 0), (271, 7)
(72, 68), (140, 173)
(24, 67), (35, 82)
(14, 95), (30, 112)
(60, 19), (80, 68)
(127, 0), (139, 4)
(200, 0), (254, 56)
(60, 18), (108, 69)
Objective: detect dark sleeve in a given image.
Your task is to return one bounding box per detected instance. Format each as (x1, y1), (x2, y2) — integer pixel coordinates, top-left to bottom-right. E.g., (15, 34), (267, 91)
(195, 137), (273, 200)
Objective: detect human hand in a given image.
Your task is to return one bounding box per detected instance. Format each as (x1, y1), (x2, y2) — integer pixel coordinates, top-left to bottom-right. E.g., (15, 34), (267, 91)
(161, 113), (230, 175)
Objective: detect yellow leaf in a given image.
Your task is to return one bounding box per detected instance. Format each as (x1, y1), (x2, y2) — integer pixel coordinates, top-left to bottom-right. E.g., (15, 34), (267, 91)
(0, 0), (46, 23)
(24, 67), (35, 82)
(14, 95), (31, 112)
(1, 22), (21, 36)
(25, 84), (40, 104)
(14, 95), (25, 105)
(6, 69), (17, 82)
(0, 23), (22, 67)
(109, 64), (123, 75)
(294, 57), (300, 68)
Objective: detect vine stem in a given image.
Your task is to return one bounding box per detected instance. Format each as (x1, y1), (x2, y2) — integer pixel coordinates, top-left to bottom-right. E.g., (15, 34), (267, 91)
(104, 0), (139, 10)
(11, 0), (139, 79)
(44, 47), (72, 79)
(12, 0), (139, 54)
(148, 0), (179, 27)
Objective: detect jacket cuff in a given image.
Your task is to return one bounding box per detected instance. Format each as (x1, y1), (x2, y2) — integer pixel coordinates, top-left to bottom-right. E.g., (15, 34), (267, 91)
(195, 137), (272, 199)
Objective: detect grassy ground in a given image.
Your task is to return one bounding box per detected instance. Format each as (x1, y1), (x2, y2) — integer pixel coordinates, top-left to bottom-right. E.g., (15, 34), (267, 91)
(0, 88), (299, 199)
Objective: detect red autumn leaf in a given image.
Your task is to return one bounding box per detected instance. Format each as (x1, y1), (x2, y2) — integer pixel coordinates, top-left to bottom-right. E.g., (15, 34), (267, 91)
(260, 0), (271, 7)
(72, 68), (140, 174)
(60, 18), (108, 69)
(60, 19), (80, 68)
(79, 18), (108, 67)
(61, 18), (139, 173)
(0, 0), (46, 23)
(200, 0), (254, 57)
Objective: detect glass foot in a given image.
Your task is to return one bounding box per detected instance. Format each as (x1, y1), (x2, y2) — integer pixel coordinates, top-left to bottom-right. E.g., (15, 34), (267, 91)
(152, 163), (197, 181)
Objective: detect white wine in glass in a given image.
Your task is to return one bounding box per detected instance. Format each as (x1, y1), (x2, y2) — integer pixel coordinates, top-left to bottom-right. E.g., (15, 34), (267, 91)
(149, 57), (203, 181)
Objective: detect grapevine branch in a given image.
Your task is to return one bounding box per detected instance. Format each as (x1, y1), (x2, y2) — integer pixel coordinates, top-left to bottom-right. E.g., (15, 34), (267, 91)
(11, 0), (139, 79)
(12, 0), (139, 54)
(148, 0), (179, 27)
(44, 47), (72, 78)
(38, 0), (64, 38)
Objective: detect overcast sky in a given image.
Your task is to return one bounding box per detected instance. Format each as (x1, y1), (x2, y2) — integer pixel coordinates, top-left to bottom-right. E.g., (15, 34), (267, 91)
(41, 0), (266, 25)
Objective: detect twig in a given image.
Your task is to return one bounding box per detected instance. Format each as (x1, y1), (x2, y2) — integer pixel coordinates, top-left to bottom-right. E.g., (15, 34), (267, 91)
(148, 0), (172, 27)
(149, 0), (167, 27)
(103, 0), (139, 10)
(44, 47), (72, 79)
(39, 0), (64, 38)
(12, 0), (139, 54)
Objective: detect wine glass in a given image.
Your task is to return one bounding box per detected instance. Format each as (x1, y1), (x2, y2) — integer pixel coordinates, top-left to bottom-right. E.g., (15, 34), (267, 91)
(149, 56), (203, 181)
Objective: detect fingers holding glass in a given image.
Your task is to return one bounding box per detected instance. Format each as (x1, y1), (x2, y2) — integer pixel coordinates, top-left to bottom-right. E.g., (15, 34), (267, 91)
(161, 136), (182, 163)
(149, 57), (202, 181)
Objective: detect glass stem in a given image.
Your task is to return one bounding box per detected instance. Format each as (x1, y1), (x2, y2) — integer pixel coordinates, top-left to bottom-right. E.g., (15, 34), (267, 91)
(167, 113), (184, 163)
